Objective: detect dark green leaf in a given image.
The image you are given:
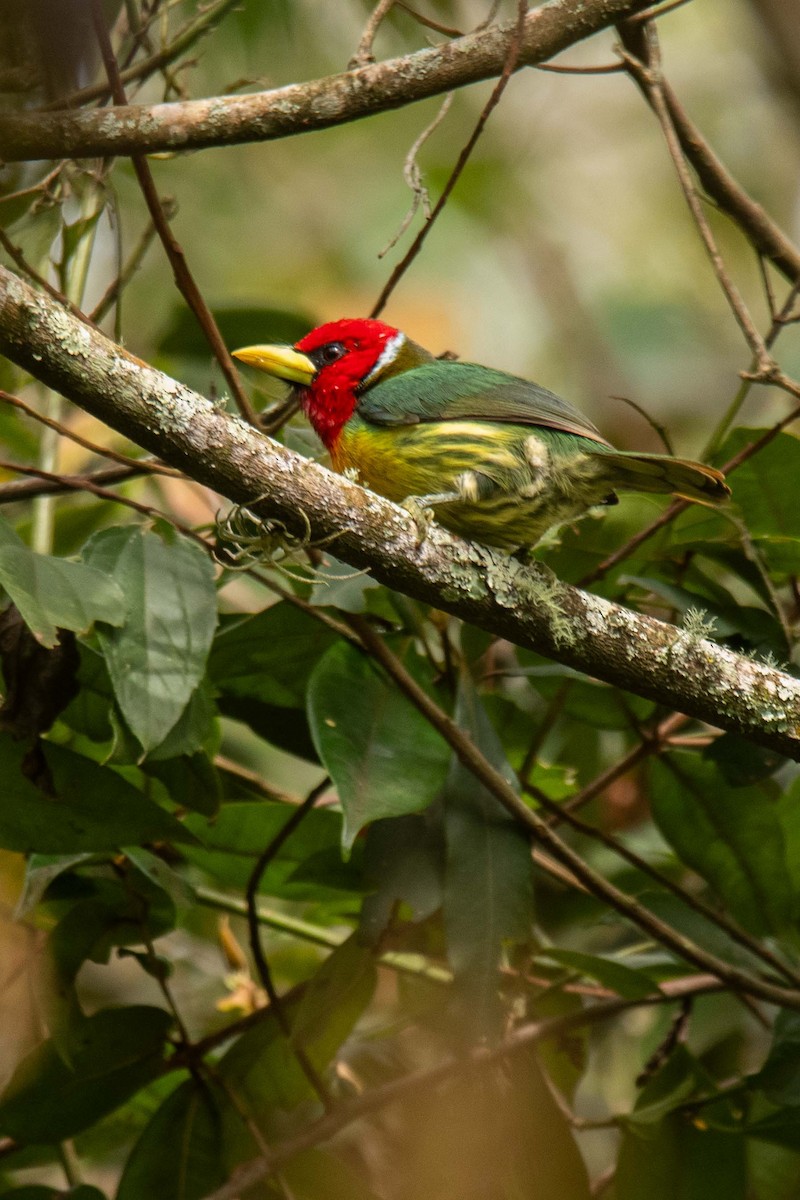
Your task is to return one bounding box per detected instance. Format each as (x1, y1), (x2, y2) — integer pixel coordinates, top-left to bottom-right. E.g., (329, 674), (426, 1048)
(443, 675), (534, 1033)
(307, 641), (450, 849)
(718, 429), (800, 538)
(209, 602), (337, 708)
(0, 736), (195, 853)
(0, 1007), (173, 1142)
(704, 734), (785, 787)
(182, 800), (359, 899)
(616, 1112), (746, 1200)
(359, 813), (444, 945)
(117, 1078), (226, 1200)
(538, 948), (659, 1000)
(0, 516), (125, 648)
(157, 304), (314, 359)
(308, 554), (381, 612)
(755, 1011), (800, 1105)
(84, 527), (217, 753)
(650, 754), (794, 935)
(14, 852), (93, 918)
(291, 934), (376, 1052)
(142, 752), (221, 816)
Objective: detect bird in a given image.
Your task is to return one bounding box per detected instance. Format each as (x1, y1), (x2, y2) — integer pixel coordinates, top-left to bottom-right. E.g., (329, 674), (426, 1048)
(232, 318), (729, 553)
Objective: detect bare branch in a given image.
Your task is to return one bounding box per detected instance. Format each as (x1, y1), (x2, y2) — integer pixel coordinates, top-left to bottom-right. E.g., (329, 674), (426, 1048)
(0, 0), (657, 162)
(88, 1), (257, 425)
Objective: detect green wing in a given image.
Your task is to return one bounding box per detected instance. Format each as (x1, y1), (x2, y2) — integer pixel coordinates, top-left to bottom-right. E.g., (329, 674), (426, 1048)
(357, 361), (611, 447)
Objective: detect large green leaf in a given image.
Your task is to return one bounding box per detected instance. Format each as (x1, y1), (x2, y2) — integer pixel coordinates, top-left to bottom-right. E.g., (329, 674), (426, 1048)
(209, 604), (336, 708)
(359, 813), (444, 945)
(290, 934), (376, 1054)
(443, 675), (534, 1033)
(0, 516), (125, 648)
(218, 943), (373, 1144)
(117, 1078), (226, 1200)
(83, 527), (217, 753)
(754, 1011), (800, 1106)
(719, 430), (800, 539)
(538, 948), (659, 1001)
(209, 601), (338, 759)
(0, 1007), (173, 1143)
(650, 754), (795, 935)
(0, 735), (195, 853)
(307, 641), (450, 849)
(182, 800), (360, 899)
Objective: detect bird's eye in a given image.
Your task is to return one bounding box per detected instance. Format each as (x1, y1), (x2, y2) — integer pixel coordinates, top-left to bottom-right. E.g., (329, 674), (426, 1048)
(316, 342), (346, 367)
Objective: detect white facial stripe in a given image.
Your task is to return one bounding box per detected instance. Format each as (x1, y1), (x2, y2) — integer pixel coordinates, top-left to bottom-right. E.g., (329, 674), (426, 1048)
(364, 331), (406, 384)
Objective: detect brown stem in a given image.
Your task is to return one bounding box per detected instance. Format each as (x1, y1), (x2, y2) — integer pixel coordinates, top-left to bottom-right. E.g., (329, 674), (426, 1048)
(244, 778), (334, 1110)
(88, 1), (257, 424)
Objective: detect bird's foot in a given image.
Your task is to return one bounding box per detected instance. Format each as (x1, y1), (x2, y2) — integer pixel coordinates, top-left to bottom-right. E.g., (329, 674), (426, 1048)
(402, 491), (460, 545)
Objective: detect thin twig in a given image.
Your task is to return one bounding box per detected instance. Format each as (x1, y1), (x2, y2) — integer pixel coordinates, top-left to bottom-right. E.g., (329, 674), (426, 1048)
(350, 0), (398, 68)
(0, 389), (179, 475)
(620, 28), (772, 367)
(245, 777), (334, 1111)
(370, 0), (528, 317)
(88, 1), (257, 424)
(89, 210), (167, 325)
(527, 781), (800, 988)
(0, 227), (96, 330)
(198, 979), (728, 1200)
(379, 94), (454, 258)
(345, 615), (800, 1011)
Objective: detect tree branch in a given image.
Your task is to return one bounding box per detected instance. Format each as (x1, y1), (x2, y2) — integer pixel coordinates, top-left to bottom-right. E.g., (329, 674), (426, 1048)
(0, 0), (655, 162)
(1, 261), (799, 757)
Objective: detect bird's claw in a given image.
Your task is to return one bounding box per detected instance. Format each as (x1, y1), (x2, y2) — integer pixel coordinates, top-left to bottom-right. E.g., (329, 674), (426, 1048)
(402, 497), (436, 545)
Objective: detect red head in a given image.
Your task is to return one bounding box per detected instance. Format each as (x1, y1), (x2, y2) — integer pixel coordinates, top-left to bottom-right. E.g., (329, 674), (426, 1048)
(293, 319), (404, 447)
(233, 318), (408, 449)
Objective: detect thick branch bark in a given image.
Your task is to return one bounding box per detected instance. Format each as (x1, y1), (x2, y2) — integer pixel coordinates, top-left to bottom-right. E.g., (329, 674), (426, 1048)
(0, 0), (652, 162)
(1, 262), (799, 757)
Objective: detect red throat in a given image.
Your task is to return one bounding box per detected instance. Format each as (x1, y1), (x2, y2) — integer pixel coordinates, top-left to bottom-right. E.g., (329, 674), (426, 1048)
(294, 318), (401, 450)
(297, 382), (358, 451)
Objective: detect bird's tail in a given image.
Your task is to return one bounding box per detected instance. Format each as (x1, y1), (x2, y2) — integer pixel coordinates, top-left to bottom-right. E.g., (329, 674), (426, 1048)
(588, 451), (730, 505)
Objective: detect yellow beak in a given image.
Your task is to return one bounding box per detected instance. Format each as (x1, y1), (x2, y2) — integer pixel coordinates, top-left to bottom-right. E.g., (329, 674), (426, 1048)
(232, 343), (316, 386)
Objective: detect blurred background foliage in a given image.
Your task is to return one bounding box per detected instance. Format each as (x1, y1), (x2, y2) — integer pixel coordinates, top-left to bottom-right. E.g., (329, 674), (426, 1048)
(1, 0), (800, 1197)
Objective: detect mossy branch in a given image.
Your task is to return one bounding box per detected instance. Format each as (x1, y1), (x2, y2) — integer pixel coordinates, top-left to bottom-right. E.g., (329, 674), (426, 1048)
(0, 261), (799, 758)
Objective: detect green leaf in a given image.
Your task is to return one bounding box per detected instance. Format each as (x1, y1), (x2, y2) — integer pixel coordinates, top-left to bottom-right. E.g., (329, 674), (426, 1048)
(14, 852), (94, 918)
(84, 527), (217, 753)
(616, 1112), (746, 1200)
(0, 735), (195, 853)
(537, 948), (659, 1001)
(359, 814), (444, 945)
(308, 554), (381, 612)
(704, 734), (786, 787)
(142, 752), (221, 816)
(443, 675), (534, 1033)
(157, 304), (314, 360)
(117, 1078), (226, 1200)
(650, 753), (794, 935)
(307, 641), (450, 849)
(718, 429), (800, 538)
(0, 1007), (173, 1143)
(209, 602), (338, 759)
(290, 934), (376, 1054)
(219, 945), (372, 1133)
(145, 681), (218, 762)
(754, 1010), (800, 1106)
(209, 603), (338, 707)
(182, 800), (359, 899)
(0, 516), (125, 648)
